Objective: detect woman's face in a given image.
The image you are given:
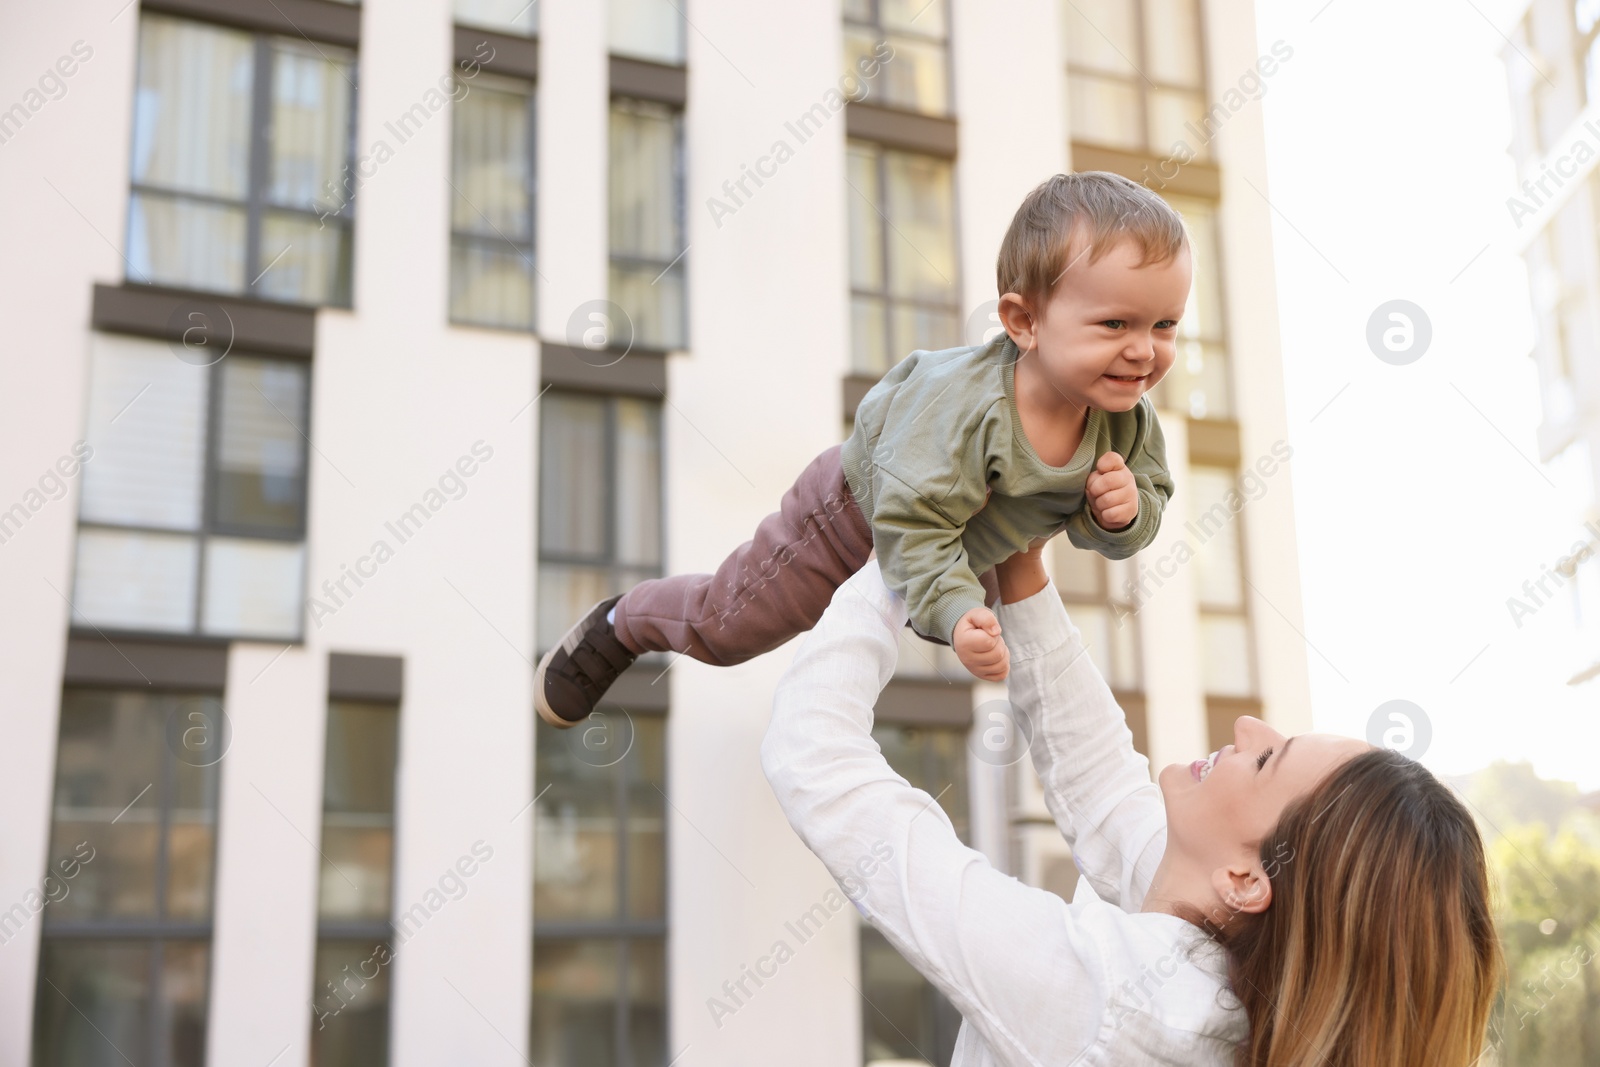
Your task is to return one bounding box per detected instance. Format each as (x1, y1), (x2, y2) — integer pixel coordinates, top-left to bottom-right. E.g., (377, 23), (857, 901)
(1158, 716), (1370, 868)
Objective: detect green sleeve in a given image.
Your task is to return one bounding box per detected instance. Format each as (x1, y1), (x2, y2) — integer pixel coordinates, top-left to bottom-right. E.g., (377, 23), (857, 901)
(1062, 399), (1173, 560)
(867, 403), (1003, 646)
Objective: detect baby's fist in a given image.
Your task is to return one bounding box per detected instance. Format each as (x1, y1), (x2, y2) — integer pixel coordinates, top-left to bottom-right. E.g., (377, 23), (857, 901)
(953, 606), (1009, 682)
(1085, 451), (1138, 531)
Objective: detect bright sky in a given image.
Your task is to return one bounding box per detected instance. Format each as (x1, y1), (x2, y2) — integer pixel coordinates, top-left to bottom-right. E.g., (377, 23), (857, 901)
(1253, 0), (1600, 790)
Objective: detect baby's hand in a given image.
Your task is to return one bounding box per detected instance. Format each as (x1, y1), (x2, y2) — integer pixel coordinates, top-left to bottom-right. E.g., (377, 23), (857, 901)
(1086, 452), (1138, 531)
(953, 606), (1009, 682)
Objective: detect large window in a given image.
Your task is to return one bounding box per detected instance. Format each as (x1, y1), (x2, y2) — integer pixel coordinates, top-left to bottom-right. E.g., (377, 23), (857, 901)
(1061, 0), (1209, 160)
(861, 721), (968, 1067)
(310, 700), (401, 1067)
(842, 0), (951, 115)
(1051, 542), (1141, 692)
(73, 335), (309, 640)
(533, 385), (667, 1064)
(610, 0), (686, 65)
(450, 73), (538, 330)
(1148, 195), (1231, 420)
(33, 688), (221, 1067)
(537, 392), (663, 651)
(1050, 540), (1148, 756)
(1187, 465), (1256, 711)
(531, 715), (667, 1066)
(609, 99), (687, 351)
(846, 142), (961, 376)
(128, 14), (355, 306)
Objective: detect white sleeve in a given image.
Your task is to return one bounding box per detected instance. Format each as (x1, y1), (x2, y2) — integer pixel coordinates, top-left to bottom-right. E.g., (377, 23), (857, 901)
(761, 561), (1110, 1066)
(994, 579), (1167, 909)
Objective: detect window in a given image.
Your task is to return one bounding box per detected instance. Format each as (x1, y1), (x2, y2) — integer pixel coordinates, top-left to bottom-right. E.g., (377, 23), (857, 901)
(1049, 539), (1148, 755)
(453, 0), (538, 35)
(450, 73), (538, 330)
(533, 387), (667, 1063)
(537, 392), (663, 651)
(861, 722), (968, 1067)
(610, 99), (687, 351)
(531, 715), (667, 1066)
(610, 0), (686, 65)
(310, 700), (401, 1067)
(73, 335), (310, 640)
(846, 141), (961, 376)
(32, 688), (221, 1067)
(1062, 0), (1208, 160)
(1148, 195), (1232, 420)
(128, 13), (355, 305)
(1187, 465), (1255, 700)
(1050, 540), (1141, 692)
(842, 0), (951, 115)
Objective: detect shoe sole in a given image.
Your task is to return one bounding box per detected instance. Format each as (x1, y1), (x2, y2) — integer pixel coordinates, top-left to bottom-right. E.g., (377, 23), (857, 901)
(533, 641), (573, 729)
(534, 596), (617, 730)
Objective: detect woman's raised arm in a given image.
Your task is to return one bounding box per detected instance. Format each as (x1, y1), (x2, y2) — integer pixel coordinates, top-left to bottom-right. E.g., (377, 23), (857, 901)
(761, 560), (1108, 1063)
(992, 543), (1167, 908)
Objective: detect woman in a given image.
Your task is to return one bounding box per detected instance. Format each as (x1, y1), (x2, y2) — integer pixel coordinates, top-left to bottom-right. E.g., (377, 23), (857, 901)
(761, 545), (1501, 1066)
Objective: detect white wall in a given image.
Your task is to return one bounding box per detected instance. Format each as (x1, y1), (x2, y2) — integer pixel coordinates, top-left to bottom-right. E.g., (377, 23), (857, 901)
(665, 0), (862, 1060)
(0, 4), (140, 1063)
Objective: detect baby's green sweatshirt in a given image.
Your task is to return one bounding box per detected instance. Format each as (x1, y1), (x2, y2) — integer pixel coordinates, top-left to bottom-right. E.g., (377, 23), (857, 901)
(840, 334), (1173, 646)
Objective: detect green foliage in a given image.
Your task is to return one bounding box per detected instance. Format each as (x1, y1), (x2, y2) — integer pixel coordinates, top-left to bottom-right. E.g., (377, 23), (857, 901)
(1466, 762), (1600, 1066)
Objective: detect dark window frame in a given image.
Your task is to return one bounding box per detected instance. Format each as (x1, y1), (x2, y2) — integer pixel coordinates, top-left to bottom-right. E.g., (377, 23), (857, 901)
(1146, 191), (1236, 421)
(1062, 0), (1213, 159)
(34, 686), (225, 1067)
(310, 684), (403, 1065)
(532, 384), (669, 1064)
(607, 95), (689, 352)
(535, 389), (665, 614)
(1189, 461), (1259, 702)
(845, 138), (965, 379)
(531, 708), (669, 1066)
(72, 346), (314, 645)
(842, 0), (955, 118)
(127, 11), (360, 307)
(447, 65), (540, 332)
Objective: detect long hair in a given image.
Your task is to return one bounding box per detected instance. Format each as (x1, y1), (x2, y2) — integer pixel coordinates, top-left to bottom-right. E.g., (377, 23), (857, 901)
(1197, 749), (1503, 1066)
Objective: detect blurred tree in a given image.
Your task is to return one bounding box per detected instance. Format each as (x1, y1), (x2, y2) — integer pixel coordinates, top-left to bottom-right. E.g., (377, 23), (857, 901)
(1463, 762), (1600, 1066)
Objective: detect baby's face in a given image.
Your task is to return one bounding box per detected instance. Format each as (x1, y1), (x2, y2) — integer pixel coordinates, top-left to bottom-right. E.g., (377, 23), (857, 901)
(1029, 236), (1191, 412)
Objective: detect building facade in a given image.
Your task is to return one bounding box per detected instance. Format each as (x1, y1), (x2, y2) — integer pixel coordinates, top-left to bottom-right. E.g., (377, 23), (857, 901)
(0, 0), (1308, 1064)
(1500, 0), (1600, 688)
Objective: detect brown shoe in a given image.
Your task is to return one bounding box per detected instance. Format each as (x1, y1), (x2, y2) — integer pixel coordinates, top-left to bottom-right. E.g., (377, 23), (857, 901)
(535, 596), (638, 728)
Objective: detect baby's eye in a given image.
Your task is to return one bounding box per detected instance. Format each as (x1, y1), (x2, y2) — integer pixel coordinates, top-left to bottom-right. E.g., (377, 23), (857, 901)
(1101, 319), (1126, 329)
(1156, 320), (1178, 330)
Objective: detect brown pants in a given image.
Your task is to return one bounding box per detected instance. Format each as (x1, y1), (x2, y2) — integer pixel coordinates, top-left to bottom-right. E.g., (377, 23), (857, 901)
(610, 442), (999, 665)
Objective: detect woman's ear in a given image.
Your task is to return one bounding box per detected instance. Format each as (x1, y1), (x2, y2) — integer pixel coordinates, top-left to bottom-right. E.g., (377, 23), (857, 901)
(1211, 861), (1273, 917)
(997, 292), (1038, 353)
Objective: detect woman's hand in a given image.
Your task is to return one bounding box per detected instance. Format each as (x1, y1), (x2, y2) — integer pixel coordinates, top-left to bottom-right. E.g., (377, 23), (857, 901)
(994, 537), (1051, 604)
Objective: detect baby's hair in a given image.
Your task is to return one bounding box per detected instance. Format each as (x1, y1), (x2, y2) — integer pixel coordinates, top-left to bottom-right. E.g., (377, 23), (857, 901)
(996, 171), (1190, 307)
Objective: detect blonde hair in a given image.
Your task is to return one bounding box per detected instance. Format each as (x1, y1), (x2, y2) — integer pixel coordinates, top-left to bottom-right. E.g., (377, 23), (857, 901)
(995, 171), (1190, 307)
(1193, 749), (1503, 1067)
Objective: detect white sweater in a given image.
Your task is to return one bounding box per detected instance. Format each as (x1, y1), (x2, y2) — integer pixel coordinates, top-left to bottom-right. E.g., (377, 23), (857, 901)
(761, 560), (1248, 1066)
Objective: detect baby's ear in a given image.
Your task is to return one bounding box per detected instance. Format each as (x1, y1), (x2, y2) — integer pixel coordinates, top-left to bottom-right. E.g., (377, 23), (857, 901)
(996, 293), (1037, 351)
